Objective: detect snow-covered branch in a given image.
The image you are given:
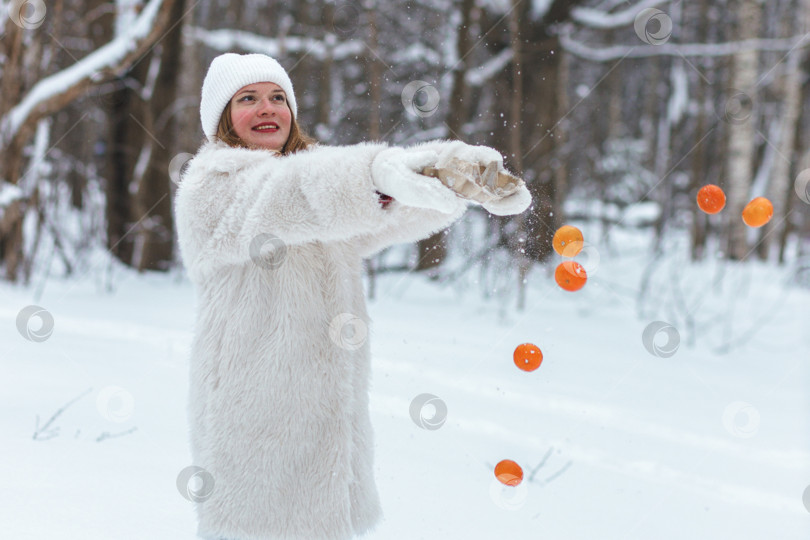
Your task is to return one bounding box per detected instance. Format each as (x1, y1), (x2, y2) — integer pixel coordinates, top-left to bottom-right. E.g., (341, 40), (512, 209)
(560, 28), (809, 62)
(478, 0), (555, 20)
(0, 181), (25, 208)
(390, 43), (443, 69)
(188, 27), (366, 62)
(466, 47), (514, 87)
(571, 0), (670, 29)
(191, 26), (512, 88)
(0, 0), (174, 146)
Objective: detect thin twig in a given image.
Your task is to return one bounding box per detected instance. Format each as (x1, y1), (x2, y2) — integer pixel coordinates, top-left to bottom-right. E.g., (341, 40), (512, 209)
(33, 387), (93, 441)
(542, 460), (573, 484)
(96, 426), (138, 442)
(527, 446), (554, 482)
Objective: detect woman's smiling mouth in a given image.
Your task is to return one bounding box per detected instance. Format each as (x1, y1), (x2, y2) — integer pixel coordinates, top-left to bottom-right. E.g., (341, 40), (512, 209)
(253, 122), (279, 132)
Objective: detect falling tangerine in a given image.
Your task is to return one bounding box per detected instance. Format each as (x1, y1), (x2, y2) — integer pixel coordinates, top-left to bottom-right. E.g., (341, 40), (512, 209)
(742, 197), (773, 227)
(697, 184), (726, 214)
(513, 343), (543, 372)
(554, 261), (587, 292)
(494, 459), (523, 486)
(552, 225), (584, 256)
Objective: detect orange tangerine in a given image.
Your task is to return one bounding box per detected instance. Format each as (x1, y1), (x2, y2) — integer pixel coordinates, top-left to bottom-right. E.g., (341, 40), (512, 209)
(742, 197), (773, 227)
(554, 261), (587, 292)
(697, 184), (726, 214)
(494, 459), (523, 486)
(552, 225), (584, 256)
(513, 343), (543, 372)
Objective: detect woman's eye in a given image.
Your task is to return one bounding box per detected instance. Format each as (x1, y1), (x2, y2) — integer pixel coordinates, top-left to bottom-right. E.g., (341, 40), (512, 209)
(236, 94), (283, 103)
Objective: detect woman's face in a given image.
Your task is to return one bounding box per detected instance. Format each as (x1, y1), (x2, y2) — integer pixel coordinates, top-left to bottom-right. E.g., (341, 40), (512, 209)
(229, 82), (292, 152)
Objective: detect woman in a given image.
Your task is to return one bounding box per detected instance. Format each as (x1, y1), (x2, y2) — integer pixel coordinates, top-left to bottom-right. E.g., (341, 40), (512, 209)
(174, 53), (531, 540)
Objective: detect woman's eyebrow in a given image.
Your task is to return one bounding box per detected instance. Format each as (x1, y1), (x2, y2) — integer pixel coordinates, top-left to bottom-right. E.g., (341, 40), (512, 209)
(237, 89), (285, 95)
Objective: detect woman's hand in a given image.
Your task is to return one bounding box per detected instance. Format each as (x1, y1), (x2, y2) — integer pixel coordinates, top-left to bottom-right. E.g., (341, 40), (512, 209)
(371, 148), (459, 214)
(418, 140), (532, 216)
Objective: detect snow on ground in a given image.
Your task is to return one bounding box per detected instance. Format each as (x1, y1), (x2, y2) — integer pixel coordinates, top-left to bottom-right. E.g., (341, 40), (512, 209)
(1, 229), (808, 540)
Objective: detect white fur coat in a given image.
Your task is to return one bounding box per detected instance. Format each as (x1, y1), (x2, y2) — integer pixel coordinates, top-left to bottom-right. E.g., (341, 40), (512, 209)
(173, 139), (468, 540)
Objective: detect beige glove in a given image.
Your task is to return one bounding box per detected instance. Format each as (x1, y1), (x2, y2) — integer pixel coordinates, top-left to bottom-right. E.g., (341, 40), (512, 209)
(421, 157), (520, 203)
(421, 157), (532, 215)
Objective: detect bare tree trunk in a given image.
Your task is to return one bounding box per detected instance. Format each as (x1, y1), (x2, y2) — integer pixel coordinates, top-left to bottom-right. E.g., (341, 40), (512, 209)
(320, 3), (336, 133)
(367, 1), (381, 141)
(51, 0), (89, 211)
(522, 44), (557, 259)
(690, 0), (711, 260)
(600, 38), (626, 248)
(725, 0), (761, 260)
(134, 0), (187, 272)
(445, 0), (474, 140)
(507, 0), (531, 309)
(641, 58), (661, 172)
(606, 29), (623, 143)
(0, 18), (30, 185)
(415, 0), (474, 272)
(652, 74), (672, 253)
(0, 21), (30, 281)
(518, 0), (580, 265)
(653, 3), (688, 253)
(554, 48), (570, 225)
(761, 0), (806, 260)
(105, 63), (144, 266)
(785, 43), (810, 263)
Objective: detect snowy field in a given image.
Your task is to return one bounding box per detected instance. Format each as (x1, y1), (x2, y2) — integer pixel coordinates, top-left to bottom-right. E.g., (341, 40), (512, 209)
(1, 227), (809, 540)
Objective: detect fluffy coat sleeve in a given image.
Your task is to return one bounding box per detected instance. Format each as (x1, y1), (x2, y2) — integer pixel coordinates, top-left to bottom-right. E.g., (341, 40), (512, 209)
(351, 200), (467, 258)
(175, 140), (396, 281)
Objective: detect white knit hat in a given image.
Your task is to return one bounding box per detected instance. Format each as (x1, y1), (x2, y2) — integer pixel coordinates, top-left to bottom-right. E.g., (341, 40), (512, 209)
(200, 53), (298, 142)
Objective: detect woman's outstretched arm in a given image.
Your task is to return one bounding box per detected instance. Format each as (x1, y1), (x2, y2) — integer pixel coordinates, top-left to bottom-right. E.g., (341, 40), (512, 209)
(175, 140), (400, 280)
(351, 197), (468, 258)
(174, 138), (525, 279)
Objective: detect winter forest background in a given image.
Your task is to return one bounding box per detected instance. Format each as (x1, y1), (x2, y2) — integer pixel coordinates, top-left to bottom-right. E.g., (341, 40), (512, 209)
(3, 0), (810, 287)
(2, 0), (810, 539)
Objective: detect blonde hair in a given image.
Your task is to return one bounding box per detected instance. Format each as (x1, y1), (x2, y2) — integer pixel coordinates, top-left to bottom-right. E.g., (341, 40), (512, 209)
(215, 100), (317, 155)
